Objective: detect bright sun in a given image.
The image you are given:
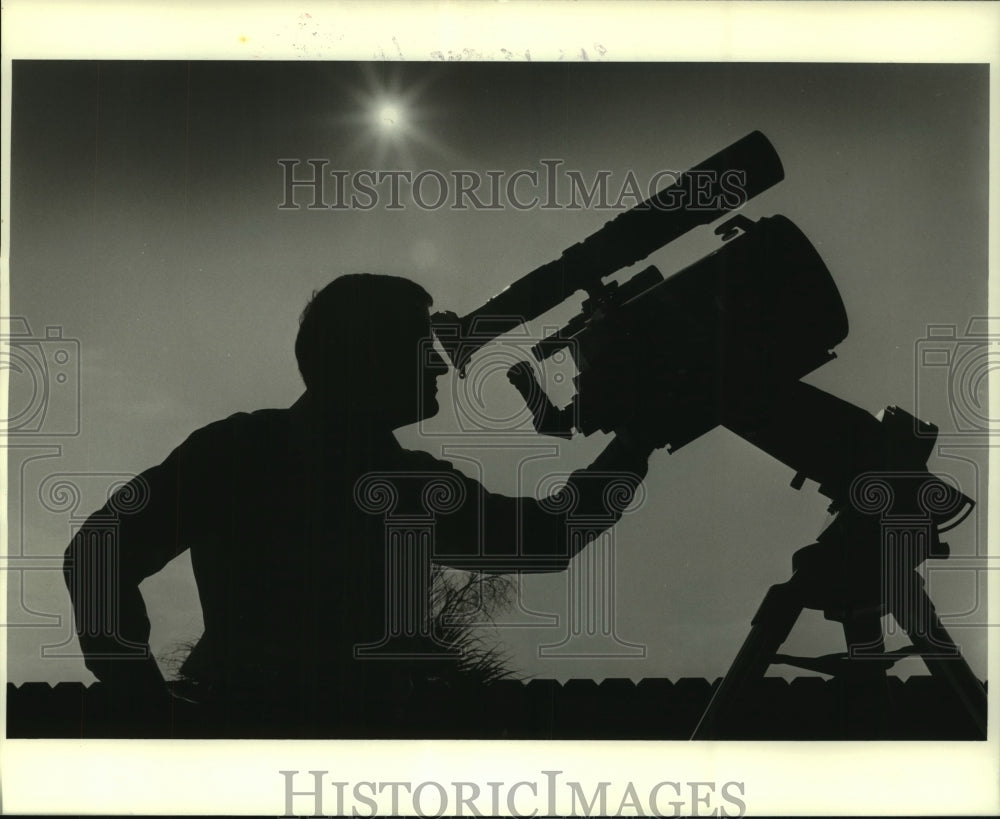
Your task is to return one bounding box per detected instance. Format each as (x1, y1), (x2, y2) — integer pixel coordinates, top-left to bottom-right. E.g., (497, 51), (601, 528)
(333, 65), (458, 166)
(376, 101), (404, 131)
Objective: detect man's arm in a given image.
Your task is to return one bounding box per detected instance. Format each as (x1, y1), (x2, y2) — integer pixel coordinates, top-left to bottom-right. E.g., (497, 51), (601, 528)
(62, 425), (219, 691)
(426, 431), (657, 573)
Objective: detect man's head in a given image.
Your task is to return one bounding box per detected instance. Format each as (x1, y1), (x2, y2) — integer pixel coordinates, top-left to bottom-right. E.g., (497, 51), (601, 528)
(295, 274), (448, 428)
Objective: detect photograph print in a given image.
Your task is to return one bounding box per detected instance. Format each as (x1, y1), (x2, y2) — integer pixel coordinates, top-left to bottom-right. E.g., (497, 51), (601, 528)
(5, 59), (990, 743)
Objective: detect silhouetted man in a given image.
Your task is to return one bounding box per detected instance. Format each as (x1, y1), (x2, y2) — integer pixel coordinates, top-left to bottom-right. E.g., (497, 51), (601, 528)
(64, 274), (658, 734)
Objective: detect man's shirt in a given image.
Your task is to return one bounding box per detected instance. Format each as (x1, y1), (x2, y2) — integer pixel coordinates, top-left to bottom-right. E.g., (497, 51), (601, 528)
(65, 400), (644, 709)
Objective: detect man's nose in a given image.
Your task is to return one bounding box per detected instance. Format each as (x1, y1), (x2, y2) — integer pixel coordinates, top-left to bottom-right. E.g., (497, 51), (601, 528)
(426, 347), (449, 375)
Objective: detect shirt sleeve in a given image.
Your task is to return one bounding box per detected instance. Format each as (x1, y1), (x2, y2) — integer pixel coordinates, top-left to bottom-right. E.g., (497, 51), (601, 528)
(396, 439), (649, 573)
(62, 420), (227, 685)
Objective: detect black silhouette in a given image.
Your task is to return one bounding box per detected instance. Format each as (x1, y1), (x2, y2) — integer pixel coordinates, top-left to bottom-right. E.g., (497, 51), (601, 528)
(63, 273), (656, 736)
(61, 131), (986, 739)
(431, 131), (985, 739)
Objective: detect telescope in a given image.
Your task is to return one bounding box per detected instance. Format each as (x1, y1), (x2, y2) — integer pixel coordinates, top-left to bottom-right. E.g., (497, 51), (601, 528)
(430, 132), (986, 739)
(432, 131), (849, 454)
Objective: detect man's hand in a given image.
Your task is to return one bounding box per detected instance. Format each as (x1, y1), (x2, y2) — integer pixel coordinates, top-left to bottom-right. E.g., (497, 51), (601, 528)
(614, 402), (673, 456)
(89, 651), (169, 702)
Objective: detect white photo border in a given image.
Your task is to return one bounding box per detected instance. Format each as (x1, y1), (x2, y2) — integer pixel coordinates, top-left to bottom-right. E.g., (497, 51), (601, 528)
(1, 1), (998, 815)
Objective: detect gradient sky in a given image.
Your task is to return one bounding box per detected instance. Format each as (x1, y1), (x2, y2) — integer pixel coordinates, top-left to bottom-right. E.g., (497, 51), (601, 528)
(7, 61), (989, 685)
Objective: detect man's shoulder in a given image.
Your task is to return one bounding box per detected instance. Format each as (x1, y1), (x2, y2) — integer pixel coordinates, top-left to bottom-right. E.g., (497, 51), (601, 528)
(391, 446), (482, 487)
(393, 446), (455, 470)
(179, 408), (291, 449)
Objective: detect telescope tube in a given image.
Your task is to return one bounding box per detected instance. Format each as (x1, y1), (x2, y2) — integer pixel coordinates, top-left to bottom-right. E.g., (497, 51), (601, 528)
(432, 130), (785, 371)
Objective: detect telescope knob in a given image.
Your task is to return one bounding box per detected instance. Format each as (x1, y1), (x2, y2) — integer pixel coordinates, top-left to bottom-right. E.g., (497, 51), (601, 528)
(506, 361), (574, 439)
(714, 214), (755, 242)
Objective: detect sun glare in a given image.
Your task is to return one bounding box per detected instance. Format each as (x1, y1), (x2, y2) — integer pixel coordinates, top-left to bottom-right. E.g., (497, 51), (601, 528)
(331, 65), (461, 167)
(377, 102), (403, 130)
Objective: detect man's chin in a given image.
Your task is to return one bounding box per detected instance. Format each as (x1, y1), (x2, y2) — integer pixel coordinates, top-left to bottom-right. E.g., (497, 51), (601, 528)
(388, 398), (439, 429)
(420, 395), (439, 420)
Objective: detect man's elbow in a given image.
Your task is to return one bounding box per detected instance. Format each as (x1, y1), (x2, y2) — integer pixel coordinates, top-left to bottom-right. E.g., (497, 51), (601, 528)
(436, 521), (573, 574)
(63, 516), (110, 594)
(63, 529), (85, 591)
(494, 514), (576, 574)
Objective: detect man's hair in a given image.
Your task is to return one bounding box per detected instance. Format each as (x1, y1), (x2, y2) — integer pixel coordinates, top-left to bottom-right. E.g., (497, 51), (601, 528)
(295, 273), (433, 390)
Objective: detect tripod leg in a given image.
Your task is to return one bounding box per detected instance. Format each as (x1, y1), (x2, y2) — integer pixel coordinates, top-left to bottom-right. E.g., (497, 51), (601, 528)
(890, 573), (987, 738)
(692, 578), (804, 739)
(839, 612), (891, 738)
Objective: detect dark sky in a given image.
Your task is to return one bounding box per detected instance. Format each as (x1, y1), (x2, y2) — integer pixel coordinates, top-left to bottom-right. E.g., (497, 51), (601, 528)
(7, 60), (989, 684)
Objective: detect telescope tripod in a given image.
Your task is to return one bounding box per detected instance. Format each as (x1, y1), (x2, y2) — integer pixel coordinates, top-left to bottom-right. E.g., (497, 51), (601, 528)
(692, 476), (987, 740)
